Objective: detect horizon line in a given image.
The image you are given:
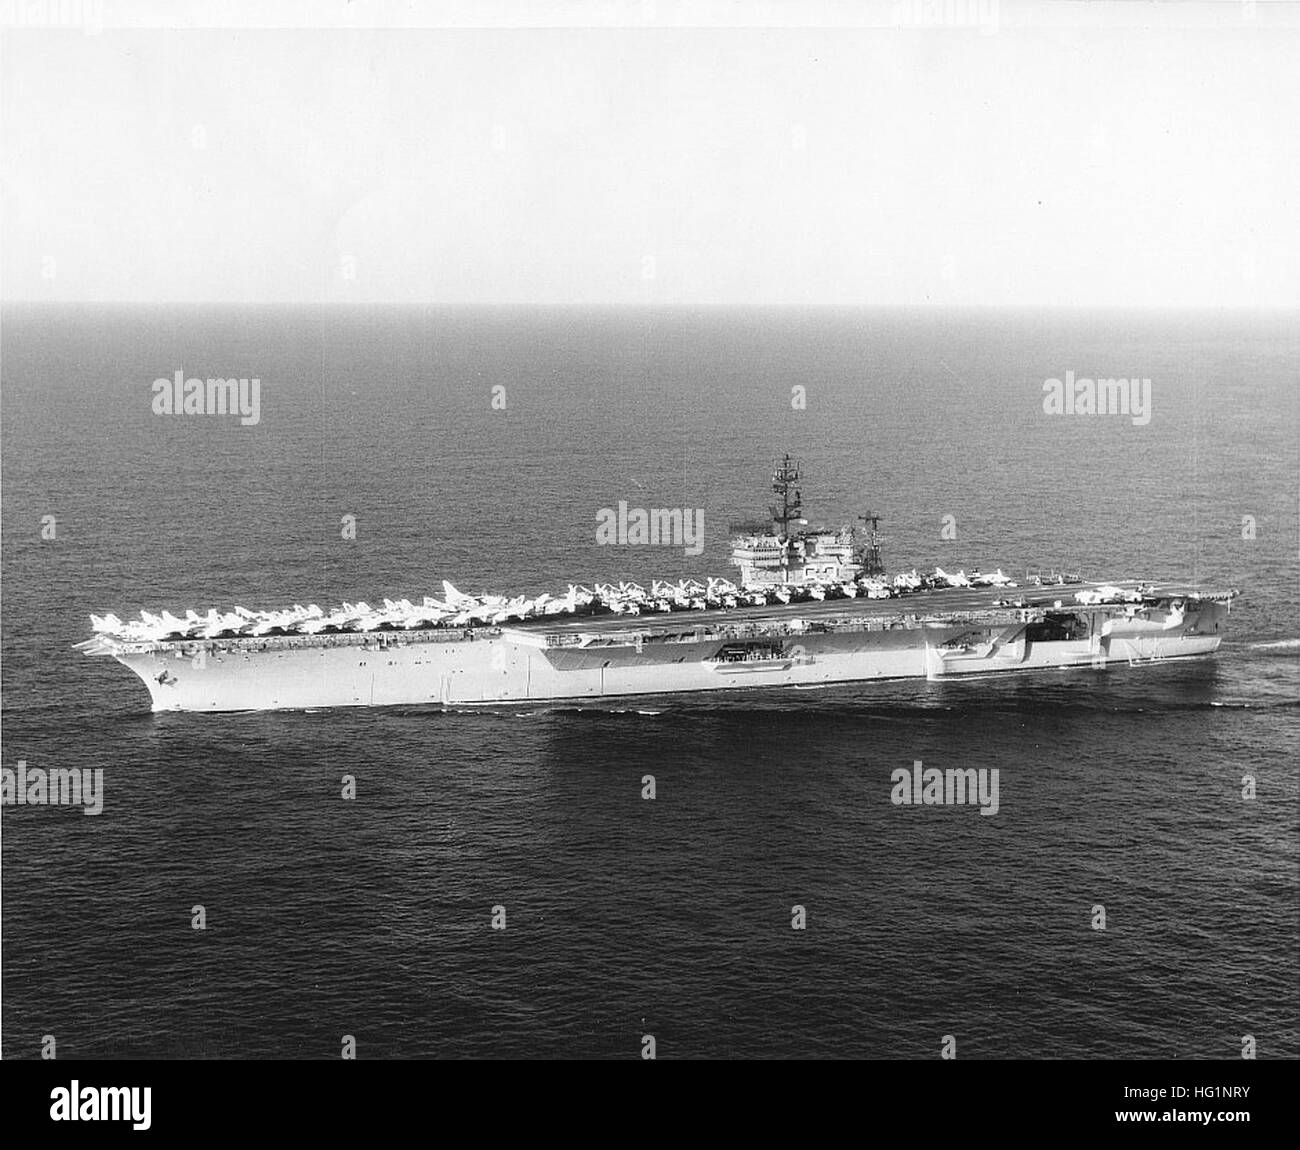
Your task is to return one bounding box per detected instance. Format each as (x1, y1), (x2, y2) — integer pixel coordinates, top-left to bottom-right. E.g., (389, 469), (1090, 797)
(4, 299), (1298, 311)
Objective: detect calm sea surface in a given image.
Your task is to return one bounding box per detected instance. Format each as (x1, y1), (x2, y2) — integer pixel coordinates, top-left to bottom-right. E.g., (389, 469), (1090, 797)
(2, 305), (1296, 1058)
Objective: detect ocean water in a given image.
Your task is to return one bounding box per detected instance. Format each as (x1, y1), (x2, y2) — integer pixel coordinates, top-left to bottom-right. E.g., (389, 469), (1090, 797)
(1, 304), (1296, 1059)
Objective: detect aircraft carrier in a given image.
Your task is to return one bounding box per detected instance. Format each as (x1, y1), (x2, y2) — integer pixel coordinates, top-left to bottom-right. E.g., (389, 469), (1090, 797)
(77, 455), (1238, 712)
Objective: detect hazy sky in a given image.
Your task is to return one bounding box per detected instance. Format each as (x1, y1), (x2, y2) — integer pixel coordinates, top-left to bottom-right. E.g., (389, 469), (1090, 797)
(2, 1), (1297, 305)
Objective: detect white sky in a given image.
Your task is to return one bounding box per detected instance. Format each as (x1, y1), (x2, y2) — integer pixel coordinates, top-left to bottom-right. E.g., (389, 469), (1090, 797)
(2, 1), (1297, 305)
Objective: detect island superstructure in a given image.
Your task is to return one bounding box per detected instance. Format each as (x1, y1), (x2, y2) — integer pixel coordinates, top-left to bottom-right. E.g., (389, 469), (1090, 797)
(77, 454), (1238, 712)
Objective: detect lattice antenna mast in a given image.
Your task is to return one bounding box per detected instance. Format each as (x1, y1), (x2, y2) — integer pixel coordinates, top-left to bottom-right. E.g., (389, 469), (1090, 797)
(858, 511), (885, 576)
(768, 454), (803, 536)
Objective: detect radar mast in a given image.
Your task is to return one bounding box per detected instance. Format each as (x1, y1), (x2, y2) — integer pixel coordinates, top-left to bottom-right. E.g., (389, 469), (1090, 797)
(768, 453), (804, 536)
(857, 511), (885, 576)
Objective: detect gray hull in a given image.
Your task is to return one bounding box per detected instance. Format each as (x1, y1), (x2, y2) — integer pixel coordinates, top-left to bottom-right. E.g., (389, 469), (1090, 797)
(96, 591), (1233, 712)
